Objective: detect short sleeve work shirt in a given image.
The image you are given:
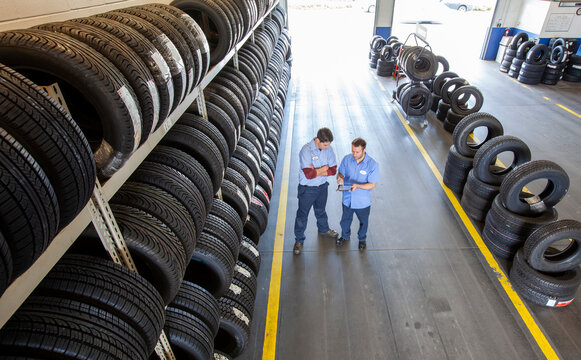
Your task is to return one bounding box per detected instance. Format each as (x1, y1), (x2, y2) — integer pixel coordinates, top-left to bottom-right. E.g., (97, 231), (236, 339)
(298, 139), (337, 186)
(339, 153), (379, 209)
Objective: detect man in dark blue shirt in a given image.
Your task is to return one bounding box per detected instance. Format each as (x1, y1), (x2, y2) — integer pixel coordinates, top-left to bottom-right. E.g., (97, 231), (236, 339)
(336, 137), (380, 250)
(293, 127), (339, 255)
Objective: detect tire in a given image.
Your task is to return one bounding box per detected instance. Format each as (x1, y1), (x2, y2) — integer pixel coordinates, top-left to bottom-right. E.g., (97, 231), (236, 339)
(225, 167), (252, 205)
(517, 73), (542, 85)
(0, 231), (10, 297)
(229, 156), (256, 193)
(111, 204), (187, 305)
(130, 160), (207, 243)
(509, 32), (529, 50)
(0, 29), (140, 178)
(113, 7), (197, 96)
(35, 254), (165, 355)
(509, 249), (579, 307)
(161, 122), (225, 194)
(211, 198), (244, 241)
(523, 220), (581, 273)
(0, 312), (141, 359)
(431, 94), (442, 112)
(249, 195), (269, 234)
(440, 77), (469, 104)
(452, 112), (503, 157)
(222, 262), (257, 315)
(443, 145), (473, 194)
(450, 85), (483, 116)
(138, 4), (204, 88)
(214, 297), (251, 357)
(216, 70), (253, 119)
(435, 55), (449, 73)
(179, 113), (230, 167)
(0, 129), (58, 277)
(443, 118), (456, 133)
(499, 160), (569, 216)
(516, 40), (535, 59)
(520, 62), (546, 73)
(400, 46), (438, 82)
(19, 295), (148, 360)
(221, 179), (250, 222)
(36, 21), (159, 144)
(399, 84), (432, 116)
(146, 145), (213, 218)
(95, 11), (186, 112)
(0, 64), (95, 228)
(483, 196), (558, 259)
(238, 236), (261, 275)
(550, 45), (566, 65)
(446, 109), (464, 125)
(234, 138), (261, 181)
(164, 307), (214, 360)
(460, 170), (499, 222)
(204, 213), (241, 261)
(111, 181), (197, 258)
(70, 16), (174, 126)
(472, 135), (531, 185)
(170, 280), (220, 337)
(526, 44), (550, 65)
(212, 75), (250, 123)
(186, 231), (236, 298)
(200, 93), (240, 145)
(205, 83), (246, 131)
(149, 3), (210, 80)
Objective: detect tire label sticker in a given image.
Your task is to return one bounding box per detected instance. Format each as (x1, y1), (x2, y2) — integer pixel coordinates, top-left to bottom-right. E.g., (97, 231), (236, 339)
(237, 188), (249, 211)
(229, 283), (242, 295)
(251, 197), (262, 206)
(183, 15), (210, 53)
(150, 50), (175, 108)
(259, 188), (270, 201)
(244, 183), (252, 201)
(242, 240), (259, 257)
(246, 169), (255, 189)
(117, 85), (141, 151)
(232, 307), (250, 325)
(188, 68), (194, 90)
(260, 173), (273, 190)
(146, 79), (160, 132)
(235, 264), (252, 278)
(159, 34), (186, 102)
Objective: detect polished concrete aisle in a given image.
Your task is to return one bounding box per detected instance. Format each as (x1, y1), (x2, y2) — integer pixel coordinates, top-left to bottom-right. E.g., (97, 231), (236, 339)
(238, 7), (581, 360)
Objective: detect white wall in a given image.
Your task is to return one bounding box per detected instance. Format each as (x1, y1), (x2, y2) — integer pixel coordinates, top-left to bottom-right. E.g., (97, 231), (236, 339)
(375, 0), (394, 28)
(0, 0), (170, 31)
(515, 0), (549, 34)
(540, 2), (581, 38)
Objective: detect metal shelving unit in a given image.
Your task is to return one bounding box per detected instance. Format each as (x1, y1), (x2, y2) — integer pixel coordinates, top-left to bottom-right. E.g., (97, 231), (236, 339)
(0, 1), (280, 347)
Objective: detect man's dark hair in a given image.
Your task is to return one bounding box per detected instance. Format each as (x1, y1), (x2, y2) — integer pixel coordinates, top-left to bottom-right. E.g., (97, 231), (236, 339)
(352, 137), (366, 149)
(316, 127), (333, 143)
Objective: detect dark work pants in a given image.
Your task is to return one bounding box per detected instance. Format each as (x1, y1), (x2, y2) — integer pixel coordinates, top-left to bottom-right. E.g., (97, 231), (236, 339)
(340, 204), (371, 242)
(294, 182), (330, 243)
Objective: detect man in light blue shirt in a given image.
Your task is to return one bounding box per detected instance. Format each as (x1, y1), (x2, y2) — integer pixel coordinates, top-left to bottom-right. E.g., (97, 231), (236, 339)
(336, 137), (379, 250)
(293, 128), (339, 255)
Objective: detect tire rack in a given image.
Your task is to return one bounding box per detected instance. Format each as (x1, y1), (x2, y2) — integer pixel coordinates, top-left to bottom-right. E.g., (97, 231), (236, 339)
(0, 2), (280, 359)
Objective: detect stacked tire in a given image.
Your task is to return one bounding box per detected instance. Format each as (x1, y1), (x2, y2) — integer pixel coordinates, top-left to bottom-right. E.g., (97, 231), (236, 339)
(435, 75), (483, 133)
(562, 54), (581, 82)
(0, 64), (96, 296)
(510, 220), (581, 307)
(443, 113), (503, 194)
(0, 254), (166, 360)
(508, 40), (534, 78)
(517, 43), (549, 85)
(462, 135), (530, 222)
(541, 41), (568, 85)
(483, 160), (568, 260)
(500, 32), (528, 73)
(369, 35), (386, 69)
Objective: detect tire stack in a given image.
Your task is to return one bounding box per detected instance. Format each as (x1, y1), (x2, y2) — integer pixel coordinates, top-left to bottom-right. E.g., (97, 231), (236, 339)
(394, 46), (439, 117)
(510, 220), (581, 308)
(0, 254), (167, 360)
(0, 1), (289, 359)
(376, 44), (396, 77)
(562, 54), (581, 82)
(369, 35), (386, 69)
(500, 32), (528, 73)
(431, 71), (457, 115)
(0, 64), (96, 297)
(443, 112), (503, 195)
(462, 135), (530, 222)
(541, 40), (569, 85)
(483, 160), (568, 260)
(508, 40), (534, 78)
(435, 75), (484, 133)
(517, 44), (549, 85)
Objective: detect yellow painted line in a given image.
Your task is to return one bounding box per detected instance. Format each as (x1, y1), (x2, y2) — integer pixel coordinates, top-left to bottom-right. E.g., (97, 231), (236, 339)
(543, 96), (551, 102)
(391, 105), (559, 360)
(557, 104), (581, 119)
(262, 99), (295, 360)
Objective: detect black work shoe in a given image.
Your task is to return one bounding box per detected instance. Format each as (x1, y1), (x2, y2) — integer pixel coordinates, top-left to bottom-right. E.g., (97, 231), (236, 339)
(358, 242), (367, 251)
(293, 242), (303, 255)
(335, 237), (349, 247)
(320, 229), (339, 238)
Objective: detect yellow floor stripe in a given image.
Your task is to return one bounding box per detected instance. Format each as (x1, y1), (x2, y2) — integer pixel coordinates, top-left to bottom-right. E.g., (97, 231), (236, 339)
(391, 105), (559, 360)
(262, 100), (295, 360)
(557, 104), (581, 119)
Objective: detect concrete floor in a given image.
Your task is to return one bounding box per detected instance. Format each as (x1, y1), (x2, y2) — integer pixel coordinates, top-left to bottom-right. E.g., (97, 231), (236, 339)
(239, 7), (581, 360)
